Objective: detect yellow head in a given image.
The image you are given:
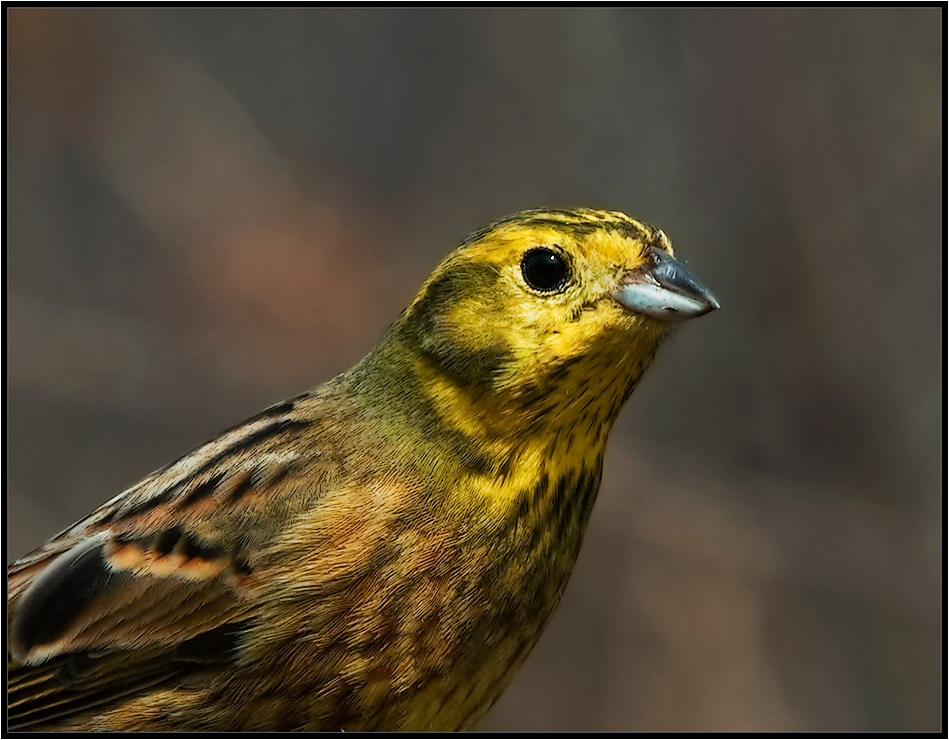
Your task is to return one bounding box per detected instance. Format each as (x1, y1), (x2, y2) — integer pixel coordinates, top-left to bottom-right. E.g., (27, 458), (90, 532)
(390, 208), (718, 442)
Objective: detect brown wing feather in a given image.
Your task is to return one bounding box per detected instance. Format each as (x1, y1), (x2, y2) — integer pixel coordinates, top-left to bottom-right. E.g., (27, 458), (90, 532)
(9, 649), (186, 729)
(7, 396), (331, 729)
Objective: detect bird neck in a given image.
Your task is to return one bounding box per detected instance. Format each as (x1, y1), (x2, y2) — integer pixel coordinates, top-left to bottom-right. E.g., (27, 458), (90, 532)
(345, 320), (657, 485)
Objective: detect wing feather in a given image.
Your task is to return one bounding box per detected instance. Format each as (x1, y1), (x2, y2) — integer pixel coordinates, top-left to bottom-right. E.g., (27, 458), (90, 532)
(7, 395), (330, 729)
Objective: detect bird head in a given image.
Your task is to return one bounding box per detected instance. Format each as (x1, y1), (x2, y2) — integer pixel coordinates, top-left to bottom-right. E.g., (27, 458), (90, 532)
(398, 208), (717, 413)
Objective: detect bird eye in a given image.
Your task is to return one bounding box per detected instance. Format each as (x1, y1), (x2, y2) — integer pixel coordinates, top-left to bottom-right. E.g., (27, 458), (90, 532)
(521, 247), (570, 293)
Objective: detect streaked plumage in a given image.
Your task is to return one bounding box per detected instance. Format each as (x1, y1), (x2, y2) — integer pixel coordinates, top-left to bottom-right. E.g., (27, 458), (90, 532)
(7, 208), (718, 731)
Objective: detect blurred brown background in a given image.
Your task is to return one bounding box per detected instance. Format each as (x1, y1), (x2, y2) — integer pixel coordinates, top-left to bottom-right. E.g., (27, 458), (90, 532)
(6, 8), (942, 732)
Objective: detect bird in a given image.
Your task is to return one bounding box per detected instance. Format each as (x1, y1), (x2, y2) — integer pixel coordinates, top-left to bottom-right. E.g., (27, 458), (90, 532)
(7, 207), (718, 731)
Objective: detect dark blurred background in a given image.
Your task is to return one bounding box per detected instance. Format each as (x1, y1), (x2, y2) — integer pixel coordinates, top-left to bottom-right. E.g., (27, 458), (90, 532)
(6, 8), (942, 732)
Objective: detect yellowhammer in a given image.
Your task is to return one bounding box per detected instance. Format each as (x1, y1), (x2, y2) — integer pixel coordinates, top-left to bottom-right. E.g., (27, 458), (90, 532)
(7, 208), (718, 731)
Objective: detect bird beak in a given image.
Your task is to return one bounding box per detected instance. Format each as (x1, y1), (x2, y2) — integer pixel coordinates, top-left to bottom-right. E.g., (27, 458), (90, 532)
(611, 247), (720, 322)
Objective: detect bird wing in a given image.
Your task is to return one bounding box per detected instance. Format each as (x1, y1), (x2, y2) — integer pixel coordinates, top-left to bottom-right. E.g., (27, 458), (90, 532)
(7, 396), (330, 728)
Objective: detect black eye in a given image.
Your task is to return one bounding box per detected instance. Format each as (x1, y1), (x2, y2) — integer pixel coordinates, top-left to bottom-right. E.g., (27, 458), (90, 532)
(521, 247), (570, 293)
